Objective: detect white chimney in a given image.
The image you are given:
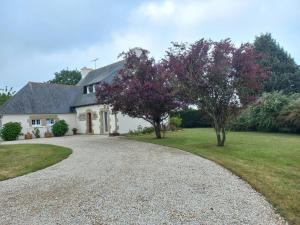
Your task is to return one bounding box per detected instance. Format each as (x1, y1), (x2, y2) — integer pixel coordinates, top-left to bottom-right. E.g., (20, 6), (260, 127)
(132, 47), (143, 57)
(80, 67), (93, 78)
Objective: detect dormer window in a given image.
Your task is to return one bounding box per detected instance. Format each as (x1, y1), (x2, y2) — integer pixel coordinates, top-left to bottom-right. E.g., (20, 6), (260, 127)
(88, 85), (93, 93)
(83, 86), (88, 94)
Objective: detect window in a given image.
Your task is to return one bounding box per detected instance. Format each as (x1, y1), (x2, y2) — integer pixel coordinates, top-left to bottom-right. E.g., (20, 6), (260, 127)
(88, 85), (93, 93)
(32, 119), (41, 126)
(83, 86), (88, 94)
(46, 118), (54, 126)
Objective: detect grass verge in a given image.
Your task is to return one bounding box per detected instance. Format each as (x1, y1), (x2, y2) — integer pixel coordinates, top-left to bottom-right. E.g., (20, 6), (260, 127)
(0, 144), (72, 181)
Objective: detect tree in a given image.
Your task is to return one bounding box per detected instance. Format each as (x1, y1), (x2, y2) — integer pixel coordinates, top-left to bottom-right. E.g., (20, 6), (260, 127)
(96, 48), (179, 138)
(254, 33), (300, 93)
(48, 69), (82, 85)
(0, 86), (15, 106)
(165, 39), (266, 146)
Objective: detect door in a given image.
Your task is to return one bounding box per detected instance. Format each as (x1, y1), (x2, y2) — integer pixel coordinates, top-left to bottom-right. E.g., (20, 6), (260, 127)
(100, 111), (109, 134)
(87, 112), (93, 134)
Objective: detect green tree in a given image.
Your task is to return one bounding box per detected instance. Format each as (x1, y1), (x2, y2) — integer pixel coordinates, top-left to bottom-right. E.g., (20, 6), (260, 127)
(48, 69), (82, 85)
(0, 86), (15, 106)
(254, 33), (300, 93)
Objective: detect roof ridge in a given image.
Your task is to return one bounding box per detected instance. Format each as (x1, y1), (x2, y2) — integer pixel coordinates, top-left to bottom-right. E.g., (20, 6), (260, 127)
(28, 81), (80, 88)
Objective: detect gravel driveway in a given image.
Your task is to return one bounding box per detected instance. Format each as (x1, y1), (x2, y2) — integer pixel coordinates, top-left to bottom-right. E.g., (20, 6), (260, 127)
(0, 135), (285, 225)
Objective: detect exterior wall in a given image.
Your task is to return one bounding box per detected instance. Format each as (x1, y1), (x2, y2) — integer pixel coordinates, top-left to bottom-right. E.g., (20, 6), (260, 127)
(75, 105), (102, 134)
(0, 114), (76, 139)
(116, 113), (151, 134)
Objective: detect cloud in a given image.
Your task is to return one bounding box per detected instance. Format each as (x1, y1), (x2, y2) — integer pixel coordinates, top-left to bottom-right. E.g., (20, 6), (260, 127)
(137, 0), (248, 26)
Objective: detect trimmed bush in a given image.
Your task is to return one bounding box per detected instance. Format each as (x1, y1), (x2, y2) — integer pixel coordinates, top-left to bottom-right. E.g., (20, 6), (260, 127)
(0, 122), (22, 141)
(52, 120), (69, 137)
(169, 116), (182, 130)
(171, 109), (211, 128)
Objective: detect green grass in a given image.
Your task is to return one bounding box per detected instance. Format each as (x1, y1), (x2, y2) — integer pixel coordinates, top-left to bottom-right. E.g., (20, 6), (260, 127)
(0, 144), (72, 181)
(127, 128), (300, 225)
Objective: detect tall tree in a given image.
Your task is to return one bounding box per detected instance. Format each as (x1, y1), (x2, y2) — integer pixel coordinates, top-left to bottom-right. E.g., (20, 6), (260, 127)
(165, 39), (266, 146)
(48, 69), (82, 85)
(96, 48), (179, 138)
(0, 86), (15, 106)
(254, 33), (300, 93)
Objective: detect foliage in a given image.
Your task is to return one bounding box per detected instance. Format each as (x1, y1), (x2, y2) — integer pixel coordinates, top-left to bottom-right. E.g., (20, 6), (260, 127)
(0, 122), (22, 141)
(278, 97), (300, 132)
(0, 86), (15, 106)
(166, 39), (266, 146)
(142, 127), (155, 134)
(96, 48), (179, 139)
(32, 127), (40, 138)
(254, 33), (300, 93)
(229, 92), (300, 133)
(48, 69), (82, 85)
(128, 128), (300, 225)
(169, 116), (182, 130)
(52, 120), (69, 137)
(171, 109), (211, 128)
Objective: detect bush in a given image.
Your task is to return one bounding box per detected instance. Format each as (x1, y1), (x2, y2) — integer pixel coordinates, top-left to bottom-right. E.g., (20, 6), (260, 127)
(229, 92), (300, 133)
(278, 97), (300, 133)
(32, 127), (40, 138)
(142, 127), (154, 134)
(0, 122), (22, 141)
(52, 120), (69, 137)
(171, 109), (211, 128)
(170, 116), (182, 129)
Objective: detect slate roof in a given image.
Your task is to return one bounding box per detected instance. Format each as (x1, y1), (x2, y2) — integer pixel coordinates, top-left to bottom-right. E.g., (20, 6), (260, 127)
(0, 82), (81, 114)
(77, 60), (124, 86)
(0, 60), (125, 114)
(73, 60), (125, 107)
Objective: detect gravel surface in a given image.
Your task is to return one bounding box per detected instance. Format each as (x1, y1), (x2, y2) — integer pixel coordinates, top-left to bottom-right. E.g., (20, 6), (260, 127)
(0, 135), (286, 225)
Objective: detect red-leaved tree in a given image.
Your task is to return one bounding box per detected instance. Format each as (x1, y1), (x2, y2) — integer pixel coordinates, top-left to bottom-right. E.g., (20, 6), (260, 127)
(96, 48), (179, 138)
(165, 39), (266, 146)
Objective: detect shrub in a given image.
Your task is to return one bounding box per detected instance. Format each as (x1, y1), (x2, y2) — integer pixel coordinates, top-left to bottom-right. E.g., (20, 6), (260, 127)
(52, 120), (69, 137)
(32, 127), (40, 138)
(278, 98), (300, 133)
(142, 127), (154, 134)
(0, 122), (22, 141)
(229, 92), (300, 133)
(170, 116), (182, 129)
(170, 109), (211, 128)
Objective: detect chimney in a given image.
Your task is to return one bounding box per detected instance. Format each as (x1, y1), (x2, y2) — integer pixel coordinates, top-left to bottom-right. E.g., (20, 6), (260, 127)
(132, 47), (143, 57)
(80, 67), (93, 78)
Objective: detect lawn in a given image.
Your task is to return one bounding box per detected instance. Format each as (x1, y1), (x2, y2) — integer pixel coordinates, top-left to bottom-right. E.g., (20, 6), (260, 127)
(127, 128), (300, 225)
(0, 144), (72, 181)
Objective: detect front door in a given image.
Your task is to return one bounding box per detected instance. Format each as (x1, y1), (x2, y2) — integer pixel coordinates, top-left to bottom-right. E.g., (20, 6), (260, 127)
(87, 112), (93, 134)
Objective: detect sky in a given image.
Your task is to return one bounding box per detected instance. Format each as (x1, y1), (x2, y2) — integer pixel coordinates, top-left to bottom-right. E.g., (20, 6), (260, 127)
(1, 0), (299, 91)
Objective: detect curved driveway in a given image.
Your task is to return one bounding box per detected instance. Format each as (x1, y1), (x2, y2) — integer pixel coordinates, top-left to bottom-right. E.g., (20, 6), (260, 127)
(0, 136), (285, 225)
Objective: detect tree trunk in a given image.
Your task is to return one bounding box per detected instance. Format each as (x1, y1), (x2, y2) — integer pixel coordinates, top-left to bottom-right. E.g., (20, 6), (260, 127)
(153, 121), (162, 139)
(214, 125), (226, 147)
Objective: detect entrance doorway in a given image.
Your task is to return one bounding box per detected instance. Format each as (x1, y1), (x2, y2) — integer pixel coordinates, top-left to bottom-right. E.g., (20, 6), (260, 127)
(100, 111), (109, 134)
(87, 112), (93, 134)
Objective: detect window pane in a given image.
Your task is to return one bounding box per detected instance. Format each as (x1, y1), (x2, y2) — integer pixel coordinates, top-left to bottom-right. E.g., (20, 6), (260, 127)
(32, 120), (36, 125)
(88, 85), (93, 93)
(36, 120), (40, 125)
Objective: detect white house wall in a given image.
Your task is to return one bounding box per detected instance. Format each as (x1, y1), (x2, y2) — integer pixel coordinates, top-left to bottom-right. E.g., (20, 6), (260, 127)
(75, 105), (102, 134)
(116, 113), (151, 134)
(0, 114), (76, 139)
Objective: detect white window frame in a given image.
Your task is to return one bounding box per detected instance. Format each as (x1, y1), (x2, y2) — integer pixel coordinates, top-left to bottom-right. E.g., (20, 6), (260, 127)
(46, 118), (55, 126)
(32, 119), (41, 127)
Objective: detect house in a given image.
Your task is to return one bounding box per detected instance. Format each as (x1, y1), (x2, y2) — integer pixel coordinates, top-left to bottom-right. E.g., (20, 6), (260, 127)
(0, 61), (150, 138)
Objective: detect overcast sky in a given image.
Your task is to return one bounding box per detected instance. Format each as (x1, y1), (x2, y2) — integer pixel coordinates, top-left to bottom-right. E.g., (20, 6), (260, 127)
(1, 0), (299, 90)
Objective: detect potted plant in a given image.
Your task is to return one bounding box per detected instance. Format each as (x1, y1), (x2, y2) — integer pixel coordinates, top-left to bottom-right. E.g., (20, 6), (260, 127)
(44, 129), (53, 138)
(72, 128), (78, 135)
(25, 132), (32, 139)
